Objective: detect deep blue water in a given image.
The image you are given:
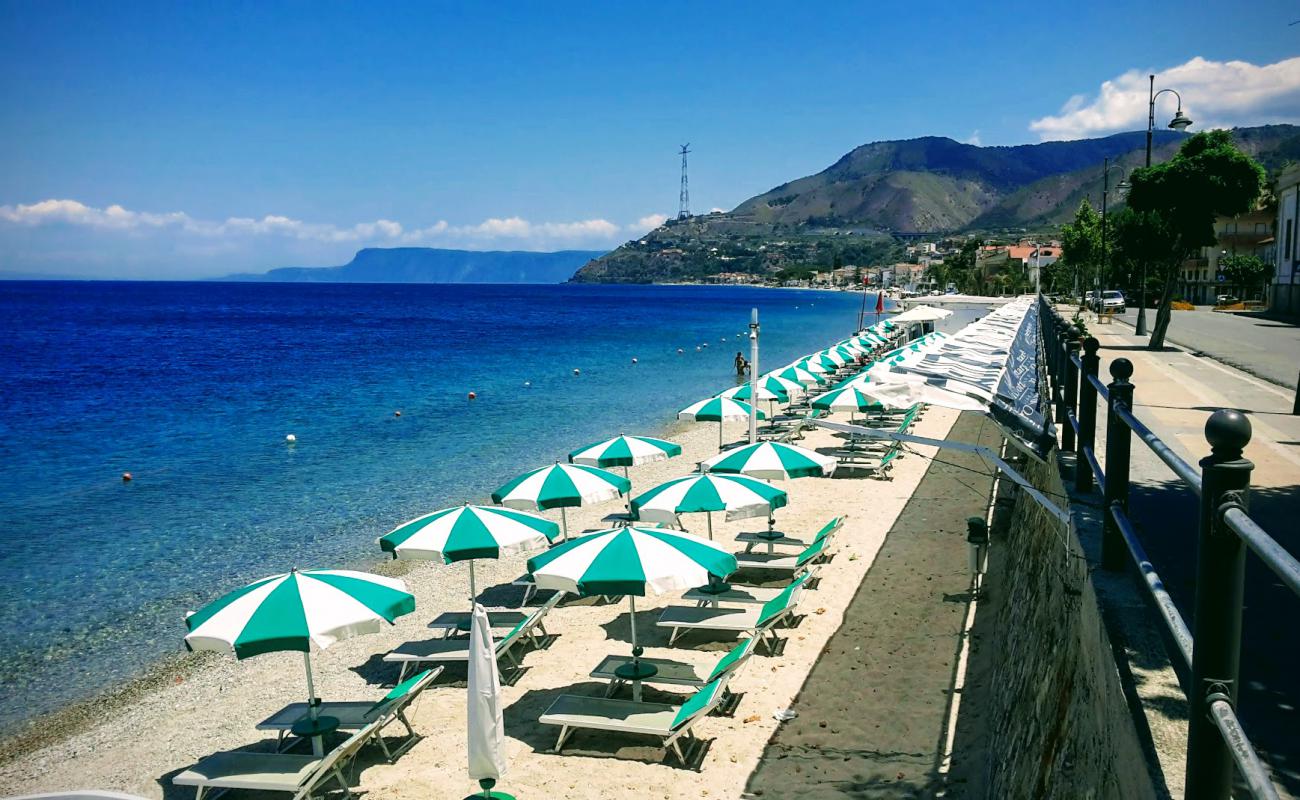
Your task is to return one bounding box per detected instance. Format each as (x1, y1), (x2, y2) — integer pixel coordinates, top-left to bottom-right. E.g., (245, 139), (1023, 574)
(0, 280), (888, 731)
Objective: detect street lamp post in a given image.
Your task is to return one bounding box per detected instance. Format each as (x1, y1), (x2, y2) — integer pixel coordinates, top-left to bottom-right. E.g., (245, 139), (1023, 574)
(1099, 158), (1129, 303)
(1137, 74), (1194, 335)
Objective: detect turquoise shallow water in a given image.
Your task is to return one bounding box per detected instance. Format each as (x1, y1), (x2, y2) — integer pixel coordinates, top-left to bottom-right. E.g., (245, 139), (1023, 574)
(0, 280), (895, 731)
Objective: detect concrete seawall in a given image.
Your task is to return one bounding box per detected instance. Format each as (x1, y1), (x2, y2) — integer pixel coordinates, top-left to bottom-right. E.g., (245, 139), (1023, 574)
(973, 450), (1159, 799)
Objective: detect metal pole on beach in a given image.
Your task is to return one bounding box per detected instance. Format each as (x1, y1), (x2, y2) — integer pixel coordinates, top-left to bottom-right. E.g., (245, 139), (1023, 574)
(749, 308), (759, 444)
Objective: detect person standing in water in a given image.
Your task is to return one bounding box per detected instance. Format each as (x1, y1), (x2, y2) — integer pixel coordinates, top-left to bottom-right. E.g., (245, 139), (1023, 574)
(734, 351), (748, 376)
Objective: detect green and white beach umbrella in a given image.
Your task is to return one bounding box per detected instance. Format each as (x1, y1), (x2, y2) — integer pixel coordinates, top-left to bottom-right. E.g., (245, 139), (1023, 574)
(829, 343), (858, 362)
(756, 373), (806, 399)
(718, 382), (787, 404)
(795, 355), (833, 376)
(677, 396), (765, 449)
(631, 472), (788, 538)
(379, 504), (558, 608)
(492, 462), (631, 541)
(568, 434), (682, 469)
(568, 434), (683, 508)
(818, 348), (850, 368)
(527, 526), (738, 675)
(184, 568), (415, 730)
(773, 363), (824, 387)
(811, 382), (885, 415)
(701, 440), (838, 480)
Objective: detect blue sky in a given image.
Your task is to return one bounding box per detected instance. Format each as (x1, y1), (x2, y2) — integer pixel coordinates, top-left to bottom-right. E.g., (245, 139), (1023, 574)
(2, 0), (1298, 278)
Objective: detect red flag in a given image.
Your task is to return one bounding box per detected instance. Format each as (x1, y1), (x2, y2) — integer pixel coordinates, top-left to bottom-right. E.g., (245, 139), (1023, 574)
(874, 292), (884, 314)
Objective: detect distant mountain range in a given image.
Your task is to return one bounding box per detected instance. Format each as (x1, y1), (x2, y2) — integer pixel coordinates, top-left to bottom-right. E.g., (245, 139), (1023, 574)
(572, 125), (1300, 283)
(224, 247), (608, 283)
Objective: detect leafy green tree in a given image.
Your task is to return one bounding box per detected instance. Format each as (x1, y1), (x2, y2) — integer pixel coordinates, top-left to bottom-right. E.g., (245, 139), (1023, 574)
(1108, 207), (1180, 309)
(945, 238), (984, 294)
(1126, 130), (1265, 348)
(1218, 254), (1272, 300)
(1059, 199), (1102, 308)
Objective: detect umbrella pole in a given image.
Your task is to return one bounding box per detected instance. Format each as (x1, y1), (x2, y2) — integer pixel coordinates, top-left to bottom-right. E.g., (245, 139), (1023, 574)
(629, 595), (639, 662)
(707, 512), (713, 541)
(624, 466), (632, 513)
(303, 651), (319, 720)
(560, 507), (568, 542)
(718, 420), (724, 450)
(469, 560), (477, 608)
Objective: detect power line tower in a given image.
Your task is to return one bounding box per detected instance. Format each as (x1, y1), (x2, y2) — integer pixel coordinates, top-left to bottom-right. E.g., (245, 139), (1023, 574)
(678, 143), (691, 220)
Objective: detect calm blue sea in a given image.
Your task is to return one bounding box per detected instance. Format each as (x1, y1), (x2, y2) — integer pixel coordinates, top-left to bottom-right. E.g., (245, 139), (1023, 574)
(0, 280), (895, 731)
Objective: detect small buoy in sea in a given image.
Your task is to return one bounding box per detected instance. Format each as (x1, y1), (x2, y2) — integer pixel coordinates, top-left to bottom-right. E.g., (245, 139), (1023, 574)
(702, 343), (708, 348)
(524, 381), (531, 388)
(394, 410), (401, 417)
(285, 434), (296, 444)
(677, 348), (683, 354)
(121, 471), (132, 482)
(468, 391), (477, 400)
(573, 368), (580, 376)
(695, 346), (701, 352)
(631, 357), (638, 364)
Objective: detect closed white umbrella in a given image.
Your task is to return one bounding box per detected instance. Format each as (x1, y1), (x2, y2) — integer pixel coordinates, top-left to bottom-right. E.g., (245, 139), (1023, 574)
(466, 603), (508, 799)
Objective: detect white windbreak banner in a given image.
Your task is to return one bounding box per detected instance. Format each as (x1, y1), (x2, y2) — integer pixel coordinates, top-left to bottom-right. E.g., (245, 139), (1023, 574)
(867, 297), (1056, 458)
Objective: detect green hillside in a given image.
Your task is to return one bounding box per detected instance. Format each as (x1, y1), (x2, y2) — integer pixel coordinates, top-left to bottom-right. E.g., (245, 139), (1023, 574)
(572, 125), (1299, 283)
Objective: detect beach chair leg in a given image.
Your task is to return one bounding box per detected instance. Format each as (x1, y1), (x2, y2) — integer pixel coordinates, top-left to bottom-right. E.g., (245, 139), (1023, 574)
(332, 766), (352, 799)
(668, 626), (683, 646)
(554, 725), (573, 753)
(376, 730), (394, 762)
(193, 787), (206, 800)
(397, 662), (409, 683)
(667, 734), (687, 765)
(397, 709), (416, 740)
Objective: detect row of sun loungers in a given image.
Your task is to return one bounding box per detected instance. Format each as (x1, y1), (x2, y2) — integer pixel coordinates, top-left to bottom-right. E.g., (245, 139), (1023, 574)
(384, 592), (561, 681)
(175, 510), (855, 789)
(534, 517), (845, 761)
(174, 668), (442, 800)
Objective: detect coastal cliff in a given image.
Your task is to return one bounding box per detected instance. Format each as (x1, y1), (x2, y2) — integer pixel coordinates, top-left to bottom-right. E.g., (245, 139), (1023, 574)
(226, 247), (608, 284)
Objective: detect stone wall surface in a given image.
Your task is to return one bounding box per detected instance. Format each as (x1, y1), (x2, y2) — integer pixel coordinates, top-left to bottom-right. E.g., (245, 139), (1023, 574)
(983, 453), (1158, 799)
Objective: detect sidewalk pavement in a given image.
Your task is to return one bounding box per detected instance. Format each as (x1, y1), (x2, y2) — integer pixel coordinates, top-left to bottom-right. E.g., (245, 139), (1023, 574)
(1072, 312), (1300, 797)
(1101, 306), (1300, 390)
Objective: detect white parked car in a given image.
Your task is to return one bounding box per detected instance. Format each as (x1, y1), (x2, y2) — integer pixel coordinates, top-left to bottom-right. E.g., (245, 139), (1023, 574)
(1093, 290), (1126, 313)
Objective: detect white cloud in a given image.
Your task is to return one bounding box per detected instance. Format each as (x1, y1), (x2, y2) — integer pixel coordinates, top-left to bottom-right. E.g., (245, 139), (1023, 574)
(631, 213), (669, 231)
(0, 198), (645, 251)
(964, 130), (982, 146)
(1029, 56), (1300, 141)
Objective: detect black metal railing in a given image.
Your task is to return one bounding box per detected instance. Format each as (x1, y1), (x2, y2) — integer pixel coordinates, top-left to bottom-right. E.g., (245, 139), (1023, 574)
(1037, 295), (1298, 800)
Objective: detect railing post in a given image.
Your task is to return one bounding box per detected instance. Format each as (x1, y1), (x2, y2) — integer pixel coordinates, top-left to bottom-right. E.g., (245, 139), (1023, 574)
(1075, 337), (1100, 492)
(1063, 333), (1081, 452)
(1054, 325), (1072, 444)
(1186, 409), (1254, 800)
(1101, 358), (1134, 571)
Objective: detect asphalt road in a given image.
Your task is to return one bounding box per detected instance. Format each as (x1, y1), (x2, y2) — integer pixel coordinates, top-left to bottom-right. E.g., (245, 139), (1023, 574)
(1104, 307), (1300, 390)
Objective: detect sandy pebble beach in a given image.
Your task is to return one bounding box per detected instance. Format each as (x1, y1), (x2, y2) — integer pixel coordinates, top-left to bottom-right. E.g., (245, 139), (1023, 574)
(0, 404), (959, 800)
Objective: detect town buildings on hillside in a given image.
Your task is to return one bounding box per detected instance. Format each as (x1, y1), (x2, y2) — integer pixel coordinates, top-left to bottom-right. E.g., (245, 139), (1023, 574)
(1179, 209), (1274, 305)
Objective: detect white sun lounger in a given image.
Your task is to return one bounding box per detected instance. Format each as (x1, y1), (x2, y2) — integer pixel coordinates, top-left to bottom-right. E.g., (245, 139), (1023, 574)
(172, 719), (375, 800)
(384, 593), (560, 681)
(657, 575), (808, 652)
(732, 537), (829, 575)
(589, 637), (757, 697)
(539, 676), (731, 764)
(735, 516), (843, 552)
(256, 667), (441, 760)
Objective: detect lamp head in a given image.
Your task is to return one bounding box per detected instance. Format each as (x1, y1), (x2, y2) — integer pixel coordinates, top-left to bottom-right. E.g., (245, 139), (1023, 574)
(1168, 110), (1193, 131)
